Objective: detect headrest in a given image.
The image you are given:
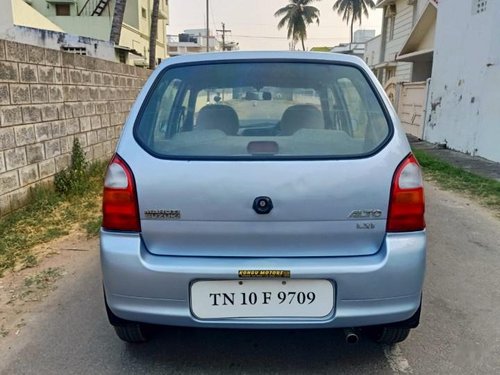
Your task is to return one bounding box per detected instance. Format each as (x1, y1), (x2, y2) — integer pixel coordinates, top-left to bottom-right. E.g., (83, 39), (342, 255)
(280, 104), (324, 136)
(196, 105), (239, 135)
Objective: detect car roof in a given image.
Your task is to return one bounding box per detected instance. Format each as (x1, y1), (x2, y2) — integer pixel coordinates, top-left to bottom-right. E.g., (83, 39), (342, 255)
(159, 51), (366, 69)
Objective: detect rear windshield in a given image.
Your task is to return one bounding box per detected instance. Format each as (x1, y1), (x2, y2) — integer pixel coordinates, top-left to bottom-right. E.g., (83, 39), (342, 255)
(134, 62), (391, 159)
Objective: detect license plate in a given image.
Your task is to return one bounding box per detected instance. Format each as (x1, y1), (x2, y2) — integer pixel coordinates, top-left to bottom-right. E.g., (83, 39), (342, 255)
(191, 279), (334, 319)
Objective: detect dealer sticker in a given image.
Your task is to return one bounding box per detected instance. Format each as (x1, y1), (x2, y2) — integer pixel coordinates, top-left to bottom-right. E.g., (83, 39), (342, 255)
(238, 270), (291, 278)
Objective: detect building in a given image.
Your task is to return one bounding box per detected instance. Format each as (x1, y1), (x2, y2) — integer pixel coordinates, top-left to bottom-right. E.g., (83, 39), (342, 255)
(331, 43), (367, 59)
(167, 28), (238, 57)
(397, 0), (437, 82)
(353, 29), (376, 43)
(424, 0), (500, 163)
(167, 29), (217, 57)
(0, 0), (169, 65)
(365, 35), (382, 68)
(330, 30), (376, 59)
(363, 0), (435, 139)
(370, 0), (429, 86)
(0, 0), (116, 61)
(387, 0), (437, 139)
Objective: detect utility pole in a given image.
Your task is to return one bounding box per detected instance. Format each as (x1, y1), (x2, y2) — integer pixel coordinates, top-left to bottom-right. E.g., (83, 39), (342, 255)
(216, 22), (232, 51)
(206, 0), (210, 52)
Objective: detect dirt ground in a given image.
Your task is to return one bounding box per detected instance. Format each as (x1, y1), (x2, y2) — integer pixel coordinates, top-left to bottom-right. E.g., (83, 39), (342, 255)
(0, 231), (98, 342)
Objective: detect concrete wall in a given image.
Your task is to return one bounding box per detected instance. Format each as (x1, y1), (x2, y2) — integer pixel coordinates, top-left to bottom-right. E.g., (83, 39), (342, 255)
(424, 0), (500, 162)
(364, 35), (382, 66)
(46, 16), (113, 42)
(1, 25), (118, 62)
(416, 0), (429, 19)
(0, 40), (150, 216)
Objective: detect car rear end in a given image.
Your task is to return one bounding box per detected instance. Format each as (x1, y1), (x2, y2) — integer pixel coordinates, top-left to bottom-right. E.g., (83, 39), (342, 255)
(100, 52), (426, 343)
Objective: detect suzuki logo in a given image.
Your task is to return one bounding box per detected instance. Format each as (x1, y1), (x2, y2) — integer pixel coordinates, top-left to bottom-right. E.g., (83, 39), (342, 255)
(253, 196), (273, 215)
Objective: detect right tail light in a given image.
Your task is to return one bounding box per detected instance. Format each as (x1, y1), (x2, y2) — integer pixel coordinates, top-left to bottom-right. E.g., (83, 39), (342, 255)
(387, 153), (425, 232)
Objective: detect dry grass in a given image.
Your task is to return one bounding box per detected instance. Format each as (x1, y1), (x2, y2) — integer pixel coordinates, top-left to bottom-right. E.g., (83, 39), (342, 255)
(0, 161), (107, 277)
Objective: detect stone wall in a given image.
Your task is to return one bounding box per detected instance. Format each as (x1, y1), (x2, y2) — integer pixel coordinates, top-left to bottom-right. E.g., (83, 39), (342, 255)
(0, 40), (150, 216)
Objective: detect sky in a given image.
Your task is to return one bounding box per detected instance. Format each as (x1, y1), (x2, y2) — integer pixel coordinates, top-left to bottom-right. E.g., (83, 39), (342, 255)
(168, 0), (383, 51)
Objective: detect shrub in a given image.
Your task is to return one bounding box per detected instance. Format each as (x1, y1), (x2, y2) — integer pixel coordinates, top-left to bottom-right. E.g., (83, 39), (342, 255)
(54, 139), (89, 196)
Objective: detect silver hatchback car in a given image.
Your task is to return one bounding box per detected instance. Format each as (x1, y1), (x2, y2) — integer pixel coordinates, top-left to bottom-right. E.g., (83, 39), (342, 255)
(101, 51), (426, 344)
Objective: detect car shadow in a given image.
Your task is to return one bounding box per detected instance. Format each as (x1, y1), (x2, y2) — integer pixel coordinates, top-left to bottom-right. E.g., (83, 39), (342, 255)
(123, 326), (390, 374)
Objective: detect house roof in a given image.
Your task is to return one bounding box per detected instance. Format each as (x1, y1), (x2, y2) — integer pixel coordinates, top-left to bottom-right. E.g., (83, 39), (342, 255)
(376, 0), (395, 9)
(373, 61), (397, 70)
(397, 1), (437, 62)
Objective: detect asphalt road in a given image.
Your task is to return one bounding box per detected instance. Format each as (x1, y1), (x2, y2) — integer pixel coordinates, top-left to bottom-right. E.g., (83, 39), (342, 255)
(1, 183), (500, 374)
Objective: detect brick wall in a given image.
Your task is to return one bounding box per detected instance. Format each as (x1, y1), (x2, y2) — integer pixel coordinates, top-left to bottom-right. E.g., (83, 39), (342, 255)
(0, 40), (150, 217)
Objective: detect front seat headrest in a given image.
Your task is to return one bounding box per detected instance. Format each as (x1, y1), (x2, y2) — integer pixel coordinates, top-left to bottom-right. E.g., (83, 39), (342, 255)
(280, 104), (324, 136)
(196, 105), (239, 135)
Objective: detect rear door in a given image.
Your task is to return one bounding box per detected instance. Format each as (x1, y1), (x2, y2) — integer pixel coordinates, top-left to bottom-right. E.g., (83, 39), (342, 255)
(126, 60), (402, 258)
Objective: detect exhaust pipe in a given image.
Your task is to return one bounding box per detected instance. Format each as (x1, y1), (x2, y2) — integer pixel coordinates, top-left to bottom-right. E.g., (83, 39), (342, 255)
(344, 328), (359, 344)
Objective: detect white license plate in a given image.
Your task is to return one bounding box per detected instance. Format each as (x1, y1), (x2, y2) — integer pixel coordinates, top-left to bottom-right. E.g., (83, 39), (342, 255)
(191, 279), (334, 319)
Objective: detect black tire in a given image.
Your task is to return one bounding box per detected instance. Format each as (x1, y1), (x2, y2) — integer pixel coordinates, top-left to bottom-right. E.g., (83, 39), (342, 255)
(104, 289), (149, 343)
(113, 324), (149, 343)
(368, 327), (411, 344)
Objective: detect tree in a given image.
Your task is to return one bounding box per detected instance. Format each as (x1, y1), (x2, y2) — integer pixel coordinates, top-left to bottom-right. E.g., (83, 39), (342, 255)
(110, 0), (128, 45)
(275, 0), (320, 51)
(332, 0), (376, 45)
(149, 0), (160, 69)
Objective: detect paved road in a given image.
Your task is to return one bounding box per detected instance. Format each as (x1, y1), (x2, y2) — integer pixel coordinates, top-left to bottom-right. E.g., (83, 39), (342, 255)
(1, 183), (500, 374)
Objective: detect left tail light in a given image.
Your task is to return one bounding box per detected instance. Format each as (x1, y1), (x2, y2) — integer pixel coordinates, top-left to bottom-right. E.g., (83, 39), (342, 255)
(102, 154), (141, 232)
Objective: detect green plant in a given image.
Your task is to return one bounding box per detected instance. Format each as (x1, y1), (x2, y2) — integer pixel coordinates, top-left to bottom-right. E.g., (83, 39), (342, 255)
(275, 0), (320, 51)
(54, 139), (89, 196)
(24, 267), (63, 289)
(84, 216), (102, 238)
(0, 325), (8, 338)
(413, 149), (500, 215)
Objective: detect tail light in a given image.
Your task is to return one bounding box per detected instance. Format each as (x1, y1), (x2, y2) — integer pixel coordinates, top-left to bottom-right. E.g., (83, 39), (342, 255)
(102, 154), (141, 232)
(387, 153), (425, 232)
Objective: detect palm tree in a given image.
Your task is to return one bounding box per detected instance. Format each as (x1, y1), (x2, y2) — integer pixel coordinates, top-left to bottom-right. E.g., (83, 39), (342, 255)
(332, 0), (376, 45)
(110, 0), (128, 45)
(275, 0), (320, 51)
(149, 0), (160, 69)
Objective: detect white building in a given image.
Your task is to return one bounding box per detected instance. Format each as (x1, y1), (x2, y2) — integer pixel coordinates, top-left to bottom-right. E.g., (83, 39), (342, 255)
(331, 29), (375, 59)
(0, 0), (117, 61)
(167, 29), (218, 57)
(365, 35), (382, 70)
(397, 1), (437, 82)
(0, 0), (169, 66)
(353, 29), (376, 43)
(424, 0), (500, 162)
(331, 43), (366, 59)
(372, 0), (429, 86)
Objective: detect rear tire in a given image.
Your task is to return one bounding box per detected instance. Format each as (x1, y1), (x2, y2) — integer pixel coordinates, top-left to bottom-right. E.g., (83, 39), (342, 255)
(104, 289), (149, 343)
(113, 324), (149, 343)
(368, 327), (411, 344)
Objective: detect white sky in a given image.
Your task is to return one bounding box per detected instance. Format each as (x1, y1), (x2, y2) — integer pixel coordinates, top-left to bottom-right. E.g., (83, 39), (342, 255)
(168, 0), (383, 51)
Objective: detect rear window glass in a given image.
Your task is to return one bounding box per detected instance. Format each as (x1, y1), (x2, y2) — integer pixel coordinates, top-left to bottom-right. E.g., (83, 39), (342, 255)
(134, 62), (391, 159)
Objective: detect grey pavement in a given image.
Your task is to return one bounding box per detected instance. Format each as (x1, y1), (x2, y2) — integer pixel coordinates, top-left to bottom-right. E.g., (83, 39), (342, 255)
(409, 135), (500, 181)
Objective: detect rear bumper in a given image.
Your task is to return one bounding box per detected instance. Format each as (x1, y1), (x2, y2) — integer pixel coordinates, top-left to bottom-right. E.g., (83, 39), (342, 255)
(101, 231), (426, 329)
